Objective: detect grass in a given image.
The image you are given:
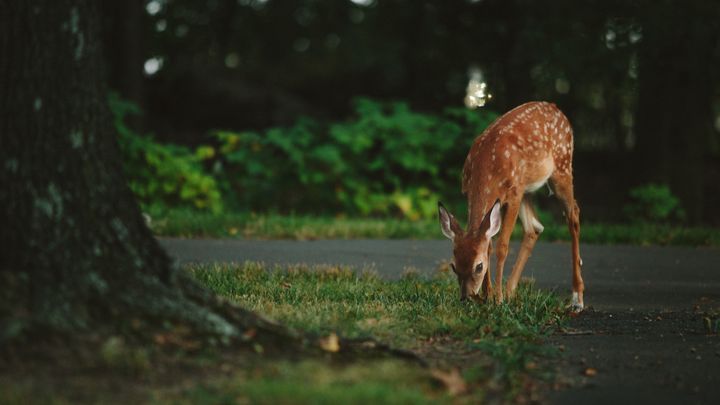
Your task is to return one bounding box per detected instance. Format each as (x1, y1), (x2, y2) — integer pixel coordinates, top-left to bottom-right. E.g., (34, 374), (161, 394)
(180, 262), (568, 403)
(1, 263), (568, 404)
(149, 210), (438, 239)
(165, 359), (438, 405)
(149, 209), (720, 246)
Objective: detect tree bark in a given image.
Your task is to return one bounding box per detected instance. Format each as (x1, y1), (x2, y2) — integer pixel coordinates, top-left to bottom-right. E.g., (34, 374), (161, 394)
(0, 1), (424, 366)
(0, 0), (264, 341)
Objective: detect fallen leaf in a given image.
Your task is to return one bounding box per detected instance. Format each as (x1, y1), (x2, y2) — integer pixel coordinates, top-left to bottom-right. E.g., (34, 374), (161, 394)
(431, 368), (467, 396)
(154, 334), (166, 345)
(242, 328), (257, 341)
(319, 333), (340, 352)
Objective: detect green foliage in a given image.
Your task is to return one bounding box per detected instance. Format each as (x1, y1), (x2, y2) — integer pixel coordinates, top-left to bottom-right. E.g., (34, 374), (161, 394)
(623, 183), (684, 223)
(110, 93), (222, 213)
(212, 98), (498, 219)
(112, 95), (496, 219)
(147, 209), (439, 239)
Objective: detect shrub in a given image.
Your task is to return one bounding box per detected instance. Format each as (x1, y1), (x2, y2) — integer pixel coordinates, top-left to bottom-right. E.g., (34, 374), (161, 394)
(623, 183), (684, 223)
(110, 93), (222, 213)
(213, 98), (498, 219)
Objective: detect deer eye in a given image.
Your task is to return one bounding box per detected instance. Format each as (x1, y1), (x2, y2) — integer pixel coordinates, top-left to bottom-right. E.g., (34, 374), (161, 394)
(450, 263), (457, 273)
(475, 263), (483, 273)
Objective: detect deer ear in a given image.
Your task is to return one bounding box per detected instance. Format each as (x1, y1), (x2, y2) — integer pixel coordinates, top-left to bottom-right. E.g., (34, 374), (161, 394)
(438, 202), (461, 240)
(485, 201), (502, 238)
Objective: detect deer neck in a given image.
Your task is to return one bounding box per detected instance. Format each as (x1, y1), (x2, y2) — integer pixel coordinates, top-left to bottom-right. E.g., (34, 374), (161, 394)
(467, 188), (504, 234)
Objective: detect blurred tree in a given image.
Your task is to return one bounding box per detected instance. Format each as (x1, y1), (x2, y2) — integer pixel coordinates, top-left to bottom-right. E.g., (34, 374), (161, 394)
(20, 0), (713, 223)
(101, 0), (146, 119)
(0, 0), (292, 343)
(634, 0), (719, 223)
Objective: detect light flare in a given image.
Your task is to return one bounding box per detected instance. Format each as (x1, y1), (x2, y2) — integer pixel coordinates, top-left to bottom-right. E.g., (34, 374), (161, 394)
(464, 67), (492, 109)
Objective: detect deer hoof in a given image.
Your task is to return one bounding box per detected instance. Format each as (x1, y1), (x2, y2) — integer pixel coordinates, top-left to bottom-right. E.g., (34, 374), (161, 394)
(569, 292), (584, 313)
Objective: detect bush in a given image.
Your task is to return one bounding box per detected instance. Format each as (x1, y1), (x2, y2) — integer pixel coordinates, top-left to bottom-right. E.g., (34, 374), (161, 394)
(213, 98), (498, 219)
(623, 183), (684, 223)
(110, 93), (222, 213)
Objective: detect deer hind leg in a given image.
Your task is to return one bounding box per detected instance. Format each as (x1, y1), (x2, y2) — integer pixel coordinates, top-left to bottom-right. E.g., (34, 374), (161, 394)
(506, 197), (543, 298)
(551, 173), (585, 312)
(493, 195), (522, 303)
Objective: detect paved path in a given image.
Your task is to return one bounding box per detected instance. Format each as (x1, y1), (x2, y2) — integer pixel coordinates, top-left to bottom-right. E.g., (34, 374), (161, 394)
(160, 238), (720, 403)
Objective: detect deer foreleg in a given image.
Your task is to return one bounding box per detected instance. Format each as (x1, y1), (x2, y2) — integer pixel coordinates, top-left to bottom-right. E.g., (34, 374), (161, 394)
(493, 197), (521, 303)
(506, 198), (543, 298)
(551, 173), (584, 312)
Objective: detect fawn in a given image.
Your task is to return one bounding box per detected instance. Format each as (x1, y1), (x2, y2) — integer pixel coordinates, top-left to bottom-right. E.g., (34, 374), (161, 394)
(438, 101), (584, 311)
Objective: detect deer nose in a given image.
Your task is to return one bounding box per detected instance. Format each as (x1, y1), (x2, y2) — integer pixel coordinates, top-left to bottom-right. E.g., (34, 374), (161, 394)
(460, 281), (473, 301)
(460, 289), (471, 301)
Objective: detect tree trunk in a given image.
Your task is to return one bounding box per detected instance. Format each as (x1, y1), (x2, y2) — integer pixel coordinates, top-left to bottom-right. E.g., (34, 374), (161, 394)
(0, 0), (275, 341)
(0, 2), (421, 365)
(634, 1), (718, 223)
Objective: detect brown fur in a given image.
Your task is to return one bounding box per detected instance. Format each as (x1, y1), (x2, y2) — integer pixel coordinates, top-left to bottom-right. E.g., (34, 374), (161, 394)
(441, 101), (585, 308)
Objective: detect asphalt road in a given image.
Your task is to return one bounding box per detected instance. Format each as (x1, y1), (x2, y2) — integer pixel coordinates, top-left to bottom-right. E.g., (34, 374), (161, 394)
(160, 238), (720, 403)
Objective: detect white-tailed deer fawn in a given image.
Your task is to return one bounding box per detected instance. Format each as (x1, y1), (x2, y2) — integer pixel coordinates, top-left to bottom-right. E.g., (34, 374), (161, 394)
(438, 101), (584, 311)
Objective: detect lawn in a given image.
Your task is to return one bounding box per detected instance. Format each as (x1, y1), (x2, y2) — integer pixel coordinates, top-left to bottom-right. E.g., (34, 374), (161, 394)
(172, 262), (569, 403)
(149, 209), (720, 246)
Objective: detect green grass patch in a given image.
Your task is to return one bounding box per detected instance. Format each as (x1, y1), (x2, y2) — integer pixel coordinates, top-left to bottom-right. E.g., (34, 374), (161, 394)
(187, 262), (568, 401)
(167, 359), (439, 405)
(150, 209), (720, 246)
(149, 210), (437, 239)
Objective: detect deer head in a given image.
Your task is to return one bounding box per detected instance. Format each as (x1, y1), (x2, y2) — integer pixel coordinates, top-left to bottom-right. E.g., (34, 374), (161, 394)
(438, 201), (502, 301)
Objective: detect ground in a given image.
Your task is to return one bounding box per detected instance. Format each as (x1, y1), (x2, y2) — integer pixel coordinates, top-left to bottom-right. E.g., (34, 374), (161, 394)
(1, 262), (564, 404)
(162, 238), (720, 403)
